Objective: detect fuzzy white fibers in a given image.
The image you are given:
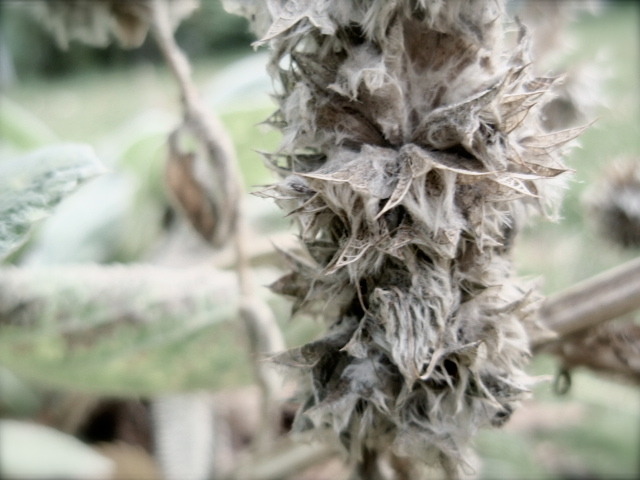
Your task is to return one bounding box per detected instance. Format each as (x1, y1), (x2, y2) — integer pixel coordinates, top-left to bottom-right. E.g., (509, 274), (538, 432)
(231, 0), (582, 476)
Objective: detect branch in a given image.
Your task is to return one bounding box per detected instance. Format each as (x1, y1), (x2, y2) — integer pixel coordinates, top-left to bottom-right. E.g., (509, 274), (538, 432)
(149, 0), (285, 447)
(535, 257), (640, 348)
(223, 435), (340, 480)
(545, 321), (640, 384)
(151, 0), (240, 246)
(533, 257), (640, 384)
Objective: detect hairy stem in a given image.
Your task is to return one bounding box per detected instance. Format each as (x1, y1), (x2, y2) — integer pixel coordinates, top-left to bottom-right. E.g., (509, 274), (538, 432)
(150, 0), (284, 447)
(535, 257), (640, 348)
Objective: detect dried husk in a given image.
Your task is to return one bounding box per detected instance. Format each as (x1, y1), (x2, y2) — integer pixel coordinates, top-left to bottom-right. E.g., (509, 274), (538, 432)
(227, 0), (580, 476)
(24, 0), (199, 48)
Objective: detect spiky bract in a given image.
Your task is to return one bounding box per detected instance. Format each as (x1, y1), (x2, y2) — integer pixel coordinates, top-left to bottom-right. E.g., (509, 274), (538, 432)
(231, 0), (580, 474)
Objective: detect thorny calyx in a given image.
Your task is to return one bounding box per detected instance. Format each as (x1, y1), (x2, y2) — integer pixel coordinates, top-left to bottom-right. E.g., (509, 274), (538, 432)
(227, 0), (583, 475)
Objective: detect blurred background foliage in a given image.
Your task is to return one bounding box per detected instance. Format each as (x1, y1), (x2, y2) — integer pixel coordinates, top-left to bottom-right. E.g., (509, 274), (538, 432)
(0, 0), (254, 79)
(0, 1), (639, 479)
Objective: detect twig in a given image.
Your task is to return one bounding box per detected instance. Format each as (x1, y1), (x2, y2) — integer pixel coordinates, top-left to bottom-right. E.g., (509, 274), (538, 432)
(152, 0), (239, 245)
(223, 435), (340, 480)
(150, 0), (285, 447)
(545, 321), (640, 384)
(535, 257), (640, 348)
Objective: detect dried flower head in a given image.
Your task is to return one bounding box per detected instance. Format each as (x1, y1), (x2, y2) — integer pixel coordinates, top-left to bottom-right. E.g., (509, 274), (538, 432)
(228, 0), (581, 476)
(585, 159), (640, 249)
(24, 0), (198, 48)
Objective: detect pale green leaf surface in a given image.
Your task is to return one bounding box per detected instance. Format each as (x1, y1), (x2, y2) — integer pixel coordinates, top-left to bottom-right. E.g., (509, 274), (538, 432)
(0, 265), (251, 395)
(0, 144), (106, 259)
(0, 96), (59, 150)
(0, 420), (113, 480)
(21, 175), (137, 265)
(0, 367), (41, 416)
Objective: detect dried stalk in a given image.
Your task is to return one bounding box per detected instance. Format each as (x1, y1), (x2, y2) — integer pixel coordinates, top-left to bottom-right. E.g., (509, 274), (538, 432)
(150, 0), (284, 447)
(223, 435), (339, 480)
(535, 257), (640, 347)
(534, 257), (640, 385)
(545, 321), (640, 385)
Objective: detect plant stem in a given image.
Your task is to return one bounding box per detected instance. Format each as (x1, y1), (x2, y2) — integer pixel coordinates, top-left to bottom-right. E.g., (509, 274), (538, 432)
(149, 0), (285, 447)
(535, 257), (640, 348)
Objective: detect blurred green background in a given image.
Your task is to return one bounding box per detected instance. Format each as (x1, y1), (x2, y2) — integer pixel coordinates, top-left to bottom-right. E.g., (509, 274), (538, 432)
(1, 1), (639, 479)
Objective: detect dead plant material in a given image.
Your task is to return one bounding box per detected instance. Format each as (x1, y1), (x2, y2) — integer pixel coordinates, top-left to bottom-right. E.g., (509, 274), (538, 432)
(96, 442), (162, 480)
(165, 124), (239, 248)
(515, 1), (606, 131)
(547, 320), (640, 385)
(226, 0), (581, 476)
(537, 256), (640, 345)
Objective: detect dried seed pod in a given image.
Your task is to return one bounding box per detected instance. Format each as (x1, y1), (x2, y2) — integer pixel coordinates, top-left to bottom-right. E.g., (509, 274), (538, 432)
(584, 159), (640, 249)
(229, 0), (580, 476)
(23, 0), (198, 48)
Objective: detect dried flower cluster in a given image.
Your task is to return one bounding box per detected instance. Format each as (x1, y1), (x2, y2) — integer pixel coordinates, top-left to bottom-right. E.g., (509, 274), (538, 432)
(585, 160), (640, 249)
(25, 0), (198, 48)
(225, 0), (585, 475)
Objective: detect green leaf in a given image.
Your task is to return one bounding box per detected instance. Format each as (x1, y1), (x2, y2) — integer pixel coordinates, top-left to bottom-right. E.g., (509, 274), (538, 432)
(0, 367), (41, 417)
(0, 144), (106, 259)
(0, 420), (113, 479)
(0, 265), (251, 396)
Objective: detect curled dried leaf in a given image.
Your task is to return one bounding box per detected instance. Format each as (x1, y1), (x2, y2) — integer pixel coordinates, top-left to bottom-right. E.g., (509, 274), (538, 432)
(164, 124), (238, 248)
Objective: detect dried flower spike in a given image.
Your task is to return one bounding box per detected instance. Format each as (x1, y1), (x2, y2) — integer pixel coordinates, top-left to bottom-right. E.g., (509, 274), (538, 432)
(227, 0), (581, 476)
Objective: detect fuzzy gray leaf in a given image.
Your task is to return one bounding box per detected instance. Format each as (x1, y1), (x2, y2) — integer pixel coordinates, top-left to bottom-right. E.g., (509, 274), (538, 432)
(0, 265), (248, 395)
(0, 144), (106, 259)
